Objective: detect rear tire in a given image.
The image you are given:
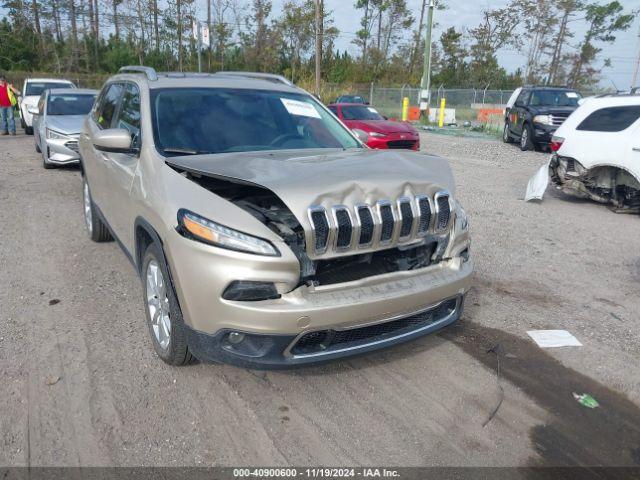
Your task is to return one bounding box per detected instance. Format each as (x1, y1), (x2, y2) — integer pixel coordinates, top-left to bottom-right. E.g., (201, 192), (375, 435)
(142, 243), (194, 366)
(35, 140), (41, 153)
(82, 175), (112, 242)
(520, 123), (534, 151)
(502, 122), (514, 143)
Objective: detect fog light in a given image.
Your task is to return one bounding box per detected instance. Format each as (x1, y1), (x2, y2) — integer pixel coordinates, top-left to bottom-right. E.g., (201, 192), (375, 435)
(227, 332), (245, 345)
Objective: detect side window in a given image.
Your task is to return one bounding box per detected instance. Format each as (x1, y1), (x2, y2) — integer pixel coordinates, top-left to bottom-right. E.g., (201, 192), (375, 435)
(516, 90), (530, 106)
(95, 83), (123, 129)
(576, 106), (640, 133)
(115, 83), (141, 148)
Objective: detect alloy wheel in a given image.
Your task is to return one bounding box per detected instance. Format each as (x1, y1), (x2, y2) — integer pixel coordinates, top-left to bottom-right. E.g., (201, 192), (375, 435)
(146, 260), (171, 350)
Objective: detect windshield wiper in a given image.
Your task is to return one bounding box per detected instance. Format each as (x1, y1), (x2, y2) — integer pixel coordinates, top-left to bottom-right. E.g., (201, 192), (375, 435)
(162, 147), (211, 156)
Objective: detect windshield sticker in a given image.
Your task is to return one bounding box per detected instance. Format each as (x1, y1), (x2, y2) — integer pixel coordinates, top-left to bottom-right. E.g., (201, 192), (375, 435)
(565, 92), (579, 98)
(367, 107), (379, 114)
(281, 98), (321, 118)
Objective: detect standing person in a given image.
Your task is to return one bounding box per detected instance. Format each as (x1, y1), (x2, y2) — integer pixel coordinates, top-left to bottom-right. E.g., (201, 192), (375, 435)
(0, 75), (20, 136)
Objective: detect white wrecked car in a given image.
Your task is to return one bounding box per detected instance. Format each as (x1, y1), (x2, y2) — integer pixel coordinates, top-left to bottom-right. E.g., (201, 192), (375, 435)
(525, 92), (640, 212)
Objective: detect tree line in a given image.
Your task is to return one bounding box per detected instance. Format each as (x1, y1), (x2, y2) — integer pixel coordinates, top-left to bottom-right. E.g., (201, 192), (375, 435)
(0, 0), (635, 90)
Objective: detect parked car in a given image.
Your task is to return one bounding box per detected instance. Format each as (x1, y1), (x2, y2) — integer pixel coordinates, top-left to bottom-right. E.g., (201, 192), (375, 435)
(334, 94), (367, 104)
(19, 78), (76, 135)
(328, 103), (420, 151)
(547, 92), (640, 212)
(79, 66), (471, 368)
(503, 86), (582, 151)
(31, 88), (97, 169)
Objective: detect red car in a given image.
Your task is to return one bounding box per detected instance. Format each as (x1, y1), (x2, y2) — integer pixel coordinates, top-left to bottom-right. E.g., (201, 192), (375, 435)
(328, 103), (420, 151)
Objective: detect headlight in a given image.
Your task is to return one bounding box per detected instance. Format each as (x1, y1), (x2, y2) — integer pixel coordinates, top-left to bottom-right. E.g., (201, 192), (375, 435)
(369, 132), (387, 138)
(177, 209), (280, 256)
(46, 129), (70, 140)
(533, 115), (553, 125)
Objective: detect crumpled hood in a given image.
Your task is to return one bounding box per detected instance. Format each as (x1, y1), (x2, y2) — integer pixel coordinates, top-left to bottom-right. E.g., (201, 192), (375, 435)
(167, 148), (455, 231)
(344, 119), (417, 134)
(46, 115), (85, 135)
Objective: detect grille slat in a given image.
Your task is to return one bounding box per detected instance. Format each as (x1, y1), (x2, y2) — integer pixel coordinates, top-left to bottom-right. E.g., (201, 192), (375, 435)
(435, 193), (451, 231)
(334, 207), (353, 249)
(398, 199), (414, 238)
(387, 140), (417, 149)
(310, 208), (329, 253)
(378, 202), (394, 243)
(417, 196), (432, 234)
(357, 206), (374, 246)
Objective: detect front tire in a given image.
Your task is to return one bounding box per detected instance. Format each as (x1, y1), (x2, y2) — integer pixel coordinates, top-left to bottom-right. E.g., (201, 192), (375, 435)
(502, 122), (514, 143)
(142, 243), (194, 366)
(520, 123), (534, 151)
(82, 176), (112, 242)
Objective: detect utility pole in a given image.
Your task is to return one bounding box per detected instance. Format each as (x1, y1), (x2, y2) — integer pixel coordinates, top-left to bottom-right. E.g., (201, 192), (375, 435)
(632, 27), (640, 89)
(419, 0), (435, 115)
(314, 0), (323, 97)
(197, 21), (203, 73)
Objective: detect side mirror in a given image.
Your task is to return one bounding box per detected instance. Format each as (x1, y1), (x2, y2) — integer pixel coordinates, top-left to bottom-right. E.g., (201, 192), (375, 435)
(352, 128), (369, 144)
(28, 107), (39, 115)
(93, 129), (134, 153)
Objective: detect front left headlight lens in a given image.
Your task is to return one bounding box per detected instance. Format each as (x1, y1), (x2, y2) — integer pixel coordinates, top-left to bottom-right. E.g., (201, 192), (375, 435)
(177, 209), (280, 256)
(46, 129), (70, 140)
(533, 114), (553, 125)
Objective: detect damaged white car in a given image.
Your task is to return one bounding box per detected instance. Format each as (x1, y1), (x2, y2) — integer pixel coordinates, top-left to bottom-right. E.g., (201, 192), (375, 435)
(526, 93), (640, 213)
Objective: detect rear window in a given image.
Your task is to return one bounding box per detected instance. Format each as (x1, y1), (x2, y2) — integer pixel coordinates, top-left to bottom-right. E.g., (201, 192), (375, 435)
(576, 106), (640, 132)
(25, 82), (73, 96)
(47, 94), (95, 115)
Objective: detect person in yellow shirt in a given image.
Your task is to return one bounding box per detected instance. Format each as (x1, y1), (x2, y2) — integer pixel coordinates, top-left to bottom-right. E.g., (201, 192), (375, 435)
(0, 75), (21, 135)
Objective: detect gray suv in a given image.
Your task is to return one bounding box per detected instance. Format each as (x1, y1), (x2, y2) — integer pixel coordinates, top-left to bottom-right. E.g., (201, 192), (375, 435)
(79, 66), (472, 368)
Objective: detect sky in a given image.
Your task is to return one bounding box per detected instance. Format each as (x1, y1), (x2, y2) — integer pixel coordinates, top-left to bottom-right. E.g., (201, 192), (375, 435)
(272, 0), (640, 89)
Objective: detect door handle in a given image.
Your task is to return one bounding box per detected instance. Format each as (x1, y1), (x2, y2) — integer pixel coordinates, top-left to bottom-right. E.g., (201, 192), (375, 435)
(633, 147), (640, 152)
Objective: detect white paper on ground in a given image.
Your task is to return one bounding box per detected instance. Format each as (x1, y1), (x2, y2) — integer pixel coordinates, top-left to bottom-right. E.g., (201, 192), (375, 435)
(525, 160), (551, 202)
(280, 98), (321, 118)
(527, 330), (583, 348)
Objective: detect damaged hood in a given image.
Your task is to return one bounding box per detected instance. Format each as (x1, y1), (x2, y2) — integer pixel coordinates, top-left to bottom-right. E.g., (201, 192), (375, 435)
(45, 115), (86, 135)
(167, 148), (455, 227)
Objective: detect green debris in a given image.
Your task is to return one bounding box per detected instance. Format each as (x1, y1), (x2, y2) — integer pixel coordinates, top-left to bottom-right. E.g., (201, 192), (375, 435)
(573, 392), (600, 409)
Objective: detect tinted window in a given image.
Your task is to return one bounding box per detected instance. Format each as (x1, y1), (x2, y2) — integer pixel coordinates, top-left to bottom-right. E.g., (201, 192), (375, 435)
(338, 95), (366, 104)
(576, 106), (640, 132)
(151, 88), (360, 156)
(530, 90), (581, 107)
(516, 90), (530, 106)
(25, 82), (73, 96)
(47, 94), (96, 115)
(341, 105), (384, 121)
(115, 83), (141, 148)
(95, 84), (123, 129)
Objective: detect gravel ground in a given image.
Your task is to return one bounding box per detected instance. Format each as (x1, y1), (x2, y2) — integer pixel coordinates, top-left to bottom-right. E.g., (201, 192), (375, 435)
(1, 130), (639, 468)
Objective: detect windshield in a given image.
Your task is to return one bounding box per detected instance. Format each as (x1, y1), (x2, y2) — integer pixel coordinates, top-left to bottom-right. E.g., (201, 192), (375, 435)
(151, 88), (361, 156)
(47, 94), (95, 115)
(26, 82), (73, 97)
(530, 90), (581, 107)
(341, 105), (384, 121)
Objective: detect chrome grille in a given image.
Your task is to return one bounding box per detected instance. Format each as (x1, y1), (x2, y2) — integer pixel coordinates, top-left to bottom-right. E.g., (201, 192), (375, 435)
(356, 205), (375, 246)
(333, 206), (353, 250)
(550, 113), (569, 126)
(397, 197), (414, 240)
(309, 207), (330, 253)
(377, 201), (395, 244)
(416, 195), (432, 235)
(307, 192), (454, 254)
(435, 192), (451, 231)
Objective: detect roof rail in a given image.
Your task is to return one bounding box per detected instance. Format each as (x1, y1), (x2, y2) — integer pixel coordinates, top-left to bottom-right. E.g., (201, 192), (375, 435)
(118, 66), (158, 81)
(214, 71), (293, 86)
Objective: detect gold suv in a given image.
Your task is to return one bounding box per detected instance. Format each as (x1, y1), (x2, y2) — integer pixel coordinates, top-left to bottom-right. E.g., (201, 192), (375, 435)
(79, 66), (472, 368)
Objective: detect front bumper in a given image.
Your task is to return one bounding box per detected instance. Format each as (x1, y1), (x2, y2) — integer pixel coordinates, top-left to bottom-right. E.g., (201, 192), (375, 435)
(366, 132), (420, 151)
(532, 123), (557, 144)
(185, 294), (465, 368)
(46, 136), (80, 164)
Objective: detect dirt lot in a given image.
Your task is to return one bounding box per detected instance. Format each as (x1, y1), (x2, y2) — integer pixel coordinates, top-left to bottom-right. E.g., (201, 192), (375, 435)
(1, 130), (639, 467)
